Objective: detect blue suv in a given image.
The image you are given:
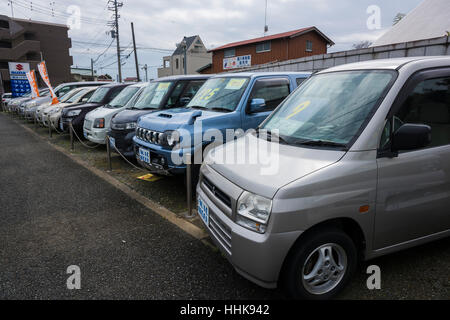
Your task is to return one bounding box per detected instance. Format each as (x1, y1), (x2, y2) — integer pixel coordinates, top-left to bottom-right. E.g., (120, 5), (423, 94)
(133, 72), (310, 176)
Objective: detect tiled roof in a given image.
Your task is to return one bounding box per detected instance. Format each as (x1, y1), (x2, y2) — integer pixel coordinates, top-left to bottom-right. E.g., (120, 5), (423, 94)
(173, 35), (198, 56)
(209, 26), (333, 52)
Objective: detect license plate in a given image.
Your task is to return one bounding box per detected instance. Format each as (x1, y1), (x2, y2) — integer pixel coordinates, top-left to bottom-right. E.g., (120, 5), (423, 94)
(198, 197), (209, 225)
(139, 148), (150, 164)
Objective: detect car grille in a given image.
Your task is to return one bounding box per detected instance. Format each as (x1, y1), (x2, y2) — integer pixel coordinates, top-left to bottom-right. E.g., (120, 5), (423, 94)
(203, 177), (232, 208)
(209, 212), (232, 254)
(136, 127), (163, 145)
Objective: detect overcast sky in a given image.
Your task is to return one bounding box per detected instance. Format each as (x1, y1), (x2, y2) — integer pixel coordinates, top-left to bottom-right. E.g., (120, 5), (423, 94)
(1, 0), (424, 80)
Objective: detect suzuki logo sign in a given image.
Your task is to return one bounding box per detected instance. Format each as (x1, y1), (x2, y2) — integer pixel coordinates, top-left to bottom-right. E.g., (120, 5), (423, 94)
(16, 64), (24, 71)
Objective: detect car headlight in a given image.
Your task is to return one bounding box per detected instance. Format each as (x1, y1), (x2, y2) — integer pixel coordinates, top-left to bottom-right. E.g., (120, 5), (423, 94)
(94, 118), (105, 128)
(67, 109), (81, 117)
(111, 122), (136, 130)
(165, 130), (180, 147)
(237, 191), (272, 233)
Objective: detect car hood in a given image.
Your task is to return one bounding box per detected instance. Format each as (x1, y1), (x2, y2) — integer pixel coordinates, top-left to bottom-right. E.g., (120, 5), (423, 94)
(112, 109), (159, 125)
(85, 106), (123, 121)
(65, 103), (102, 112)
(137, 108), (230, 132)
(206, 133), (346, 199)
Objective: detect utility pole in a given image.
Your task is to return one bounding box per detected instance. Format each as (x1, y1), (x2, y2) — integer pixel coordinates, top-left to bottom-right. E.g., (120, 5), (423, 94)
(90, 58), (94, 79)
(108, 0), (123, 82)
(142, 64), (148, 82)
(9, 0), (14, 18)
(131, 22), (140, 82)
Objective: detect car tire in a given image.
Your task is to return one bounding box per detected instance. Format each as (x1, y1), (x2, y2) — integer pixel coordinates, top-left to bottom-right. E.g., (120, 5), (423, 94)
(281, 227), (357, 300)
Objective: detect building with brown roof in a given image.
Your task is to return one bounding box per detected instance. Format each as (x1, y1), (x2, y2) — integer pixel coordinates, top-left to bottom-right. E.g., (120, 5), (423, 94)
(204, 26), (333, 74)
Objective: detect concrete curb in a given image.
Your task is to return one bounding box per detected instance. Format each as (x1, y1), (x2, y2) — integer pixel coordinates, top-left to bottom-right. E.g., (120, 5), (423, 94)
(12, 116), (209, 241)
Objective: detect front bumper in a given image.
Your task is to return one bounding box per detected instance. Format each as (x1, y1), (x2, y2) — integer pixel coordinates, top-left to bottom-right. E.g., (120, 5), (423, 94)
(133, 137), (188, 175)
(196, 165), (302, 289)
(108, 129), (136, 158)
(84, 126), (107, 144)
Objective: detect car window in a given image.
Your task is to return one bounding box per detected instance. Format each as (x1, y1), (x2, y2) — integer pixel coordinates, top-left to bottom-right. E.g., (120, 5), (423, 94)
(134, 82), (174, 109)
(187, 77), (250, 112)
(296, 78), (306, 86)
(248, 78), (291, 112)
(108, 86), (140, 108)
(166, 82), (186, 107)
(56, 86), (73, 98)
(67, 89), (88, 103)
(106, 87), (126, 103)
(88, 87), (110, 103)
(390, 76), (450, 149)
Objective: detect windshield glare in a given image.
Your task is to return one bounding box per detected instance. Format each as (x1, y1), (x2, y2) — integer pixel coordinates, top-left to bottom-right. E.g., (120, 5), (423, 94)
(67, 89), (88, 103)
(187, 77), (249, 112)
(262, 70), (395, 146)
(109, 86), (140, 108)
(88, 87), (109, 103)
(133, 82), (173, 109)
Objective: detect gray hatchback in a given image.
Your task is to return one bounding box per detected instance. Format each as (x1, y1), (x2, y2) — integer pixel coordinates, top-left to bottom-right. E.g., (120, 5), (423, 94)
(197, 56), (450, 299)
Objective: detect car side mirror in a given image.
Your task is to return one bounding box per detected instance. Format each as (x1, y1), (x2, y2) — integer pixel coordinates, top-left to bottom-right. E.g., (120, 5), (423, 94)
(248, 98), (266, 113)
(392, 123), (431, 152)
(179, 97), (191, 107)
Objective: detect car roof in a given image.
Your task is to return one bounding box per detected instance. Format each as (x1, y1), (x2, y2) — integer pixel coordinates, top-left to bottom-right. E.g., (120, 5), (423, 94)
(211, 71), (312, 79)
(154, 74), (213, 82)
(58, 81), (107, 86)
(319, 56), (450, 73)
(126, 82), (148, 88)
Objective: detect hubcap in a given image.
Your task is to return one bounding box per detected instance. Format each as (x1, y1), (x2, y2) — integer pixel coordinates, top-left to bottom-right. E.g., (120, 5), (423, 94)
(301, 243), (347, 295)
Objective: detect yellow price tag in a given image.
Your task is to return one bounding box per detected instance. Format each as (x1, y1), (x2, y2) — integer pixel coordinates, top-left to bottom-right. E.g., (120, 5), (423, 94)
(157, 83), (170, 90)
(225, 79), (246, 90)
(286, 100), (311, 120)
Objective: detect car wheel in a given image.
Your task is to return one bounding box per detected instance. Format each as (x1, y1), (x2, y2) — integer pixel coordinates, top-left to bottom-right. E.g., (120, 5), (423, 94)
(281, 227), (357, 300)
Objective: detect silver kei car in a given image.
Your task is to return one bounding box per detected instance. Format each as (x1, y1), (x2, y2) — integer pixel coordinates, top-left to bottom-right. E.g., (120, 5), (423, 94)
(197, 56), (450, 299)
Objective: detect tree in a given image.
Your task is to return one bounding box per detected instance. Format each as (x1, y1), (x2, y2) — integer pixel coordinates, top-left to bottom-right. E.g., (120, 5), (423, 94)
(352, 40), (372, 49)
(393, 13), (406, 25)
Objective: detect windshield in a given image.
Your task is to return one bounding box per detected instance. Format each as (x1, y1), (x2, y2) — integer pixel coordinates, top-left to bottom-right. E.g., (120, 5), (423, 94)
(262, 70), (395, 147)
(108, 86), (140, 108)
(67, 89), (88, 103)
(88, 87), (109, 103)
(187, 77), (249, 112)
(133, 82), (173, 109)
(59, 89), (80, 103)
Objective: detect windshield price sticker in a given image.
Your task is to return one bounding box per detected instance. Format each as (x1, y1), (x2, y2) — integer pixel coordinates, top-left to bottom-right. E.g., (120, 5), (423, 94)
(286, 100), (311, 120)
(225, 78), (246, 90)
(157, 82), (170, 91)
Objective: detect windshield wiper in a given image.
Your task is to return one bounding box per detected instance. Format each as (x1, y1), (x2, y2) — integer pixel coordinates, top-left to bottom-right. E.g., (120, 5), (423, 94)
(256, 128), (289, 145)
(189, 105), (208, 110)
(211, 107), (232, 113)
(296, 139), (348, 149)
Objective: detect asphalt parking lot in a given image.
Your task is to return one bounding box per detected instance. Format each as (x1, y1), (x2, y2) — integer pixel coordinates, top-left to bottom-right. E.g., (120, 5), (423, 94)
(0, 113), (449, 299)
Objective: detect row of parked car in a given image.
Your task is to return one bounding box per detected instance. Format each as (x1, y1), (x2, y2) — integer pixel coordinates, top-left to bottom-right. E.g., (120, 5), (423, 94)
(3, 56), (450, 300)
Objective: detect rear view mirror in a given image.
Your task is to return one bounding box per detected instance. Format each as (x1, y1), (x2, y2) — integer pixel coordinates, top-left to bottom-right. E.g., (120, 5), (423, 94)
(249, 98), (266, 113)
(392, 123), (431, 152)
(179, 97), (191, 107)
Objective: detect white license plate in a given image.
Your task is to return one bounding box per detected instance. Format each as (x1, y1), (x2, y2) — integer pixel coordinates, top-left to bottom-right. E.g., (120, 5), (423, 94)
(198, 197), (209, 225)
(139, 148), (150, 164)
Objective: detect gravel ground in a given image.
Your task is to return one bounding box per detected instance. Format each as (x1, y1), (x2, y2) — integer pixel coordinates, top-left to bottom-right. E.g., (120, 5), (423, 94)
(1, 112), (449, 300)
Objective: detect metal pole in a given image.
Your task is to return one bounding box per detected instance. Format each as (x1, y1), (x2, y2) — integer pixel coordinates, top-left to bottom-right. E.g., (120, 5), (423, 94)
(131, 22), (140, 82)
(70, 122), (74, 151)
(91, 58), (94, 79)
(185, 153), (194, 218)
(114, 0), (122, 83)
(106, 135), (112, 171)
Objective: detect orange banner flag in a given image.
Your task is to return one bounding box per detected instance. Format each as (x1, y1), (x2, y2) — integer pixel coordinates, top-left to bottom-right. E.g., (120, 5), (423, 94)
(37, 61), (59, 105)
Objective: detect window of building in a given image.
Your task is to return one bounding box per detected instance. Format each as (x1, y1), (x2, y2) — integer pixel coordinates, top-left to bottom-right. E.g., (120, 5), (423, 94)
(381, 76), (450, 149)
(256, 41), (271, 53)
(224, 48), (235, 58)
(0, 40), (12, 48)
(248, 78), (291, 112)
(175, 58), (179, 69)
(306, 40), (313, 52)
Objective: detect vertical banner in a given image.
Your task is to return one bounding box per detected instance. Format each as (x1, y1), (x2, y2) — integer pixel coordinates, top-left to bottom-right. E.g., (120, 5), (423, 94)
(8, 62), (31, 98)
(37, 61), (59, 104)
(26, 70), (40, 99)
